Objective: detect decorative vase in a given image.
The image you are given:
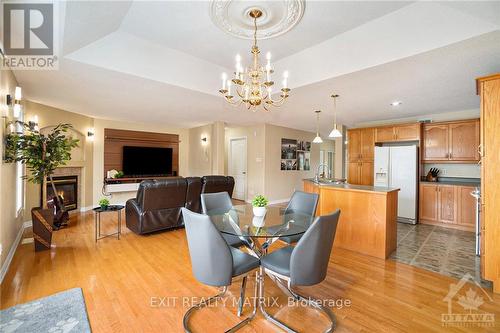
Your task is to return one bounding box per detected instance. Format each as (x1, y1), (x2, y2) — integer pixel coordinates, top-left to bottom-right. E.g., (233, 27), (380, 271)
(253, 206), (267, 217)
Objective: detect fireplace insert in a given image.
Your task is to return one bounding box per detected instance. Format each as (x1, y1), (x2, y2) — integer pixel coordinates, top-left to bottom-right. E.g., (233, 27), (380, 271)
(43, 175), (78, 211)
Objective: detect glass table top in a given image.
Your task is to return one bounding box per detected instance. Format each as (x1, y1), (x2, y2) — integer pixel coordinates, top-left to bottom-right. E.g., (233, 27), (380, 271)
(207, 204), (315, 239)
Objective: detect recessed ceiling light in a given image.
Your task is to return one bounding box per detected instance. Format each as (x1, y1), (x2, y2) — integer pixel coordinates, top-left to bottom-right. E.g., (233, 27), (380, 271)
(390, 101), (402, 107)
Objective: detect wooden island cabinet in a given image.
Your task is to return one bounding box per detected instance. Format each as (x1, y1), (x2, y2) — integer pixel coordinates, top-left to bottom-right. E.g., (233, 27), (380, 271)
(304, 179), (399, 259)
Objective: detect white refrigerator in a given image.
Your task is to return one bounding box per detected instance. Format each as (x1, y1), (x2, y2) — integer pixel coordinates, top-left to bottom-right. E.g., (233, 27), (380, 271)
(374, 146), (418, 224)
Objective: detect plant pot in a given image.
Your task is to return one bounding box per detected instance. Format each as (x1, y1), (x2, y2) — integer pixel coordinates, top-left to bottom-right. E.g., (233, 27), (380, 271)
(100, 205), (109, 210)
(253, 206), (267, 217)
(252, 216), (265, 227)
(31, 207), (54, 252)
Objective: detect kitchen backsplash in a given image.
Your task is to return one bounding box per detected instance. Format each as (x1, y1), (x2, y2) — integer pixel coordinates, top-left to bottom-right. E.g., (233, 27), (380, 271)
(423, 164), (480, 179)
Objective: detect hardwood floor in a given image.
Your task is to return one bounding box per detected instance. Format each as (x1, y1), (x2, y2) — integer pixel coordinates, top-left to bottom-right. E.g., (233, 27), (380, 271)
(2, 211), (499, 332)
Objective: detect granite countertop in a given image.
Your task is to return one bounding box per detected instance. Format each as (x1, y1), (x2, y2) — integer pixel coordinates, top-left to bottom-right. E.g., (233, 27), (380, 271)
(420, 177), (480, 187)
(303, 178), (400, 193)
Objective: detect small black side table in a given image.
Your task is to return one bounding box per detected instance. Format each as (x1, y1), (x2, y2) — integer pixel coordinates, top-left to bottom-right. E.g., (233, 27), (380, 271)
(93, 205), (124, 242)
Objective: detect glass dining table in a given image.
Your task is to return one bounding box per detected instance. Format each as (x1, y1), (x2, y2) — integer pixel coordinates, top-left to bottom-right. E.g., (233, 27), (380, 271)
(206, 204), (317, 333)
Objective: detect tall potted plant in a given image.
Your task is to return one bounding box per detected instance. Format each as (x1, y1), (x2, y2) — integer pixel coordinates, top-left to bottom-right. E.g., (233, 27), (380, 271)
(5, 123), (79, 251)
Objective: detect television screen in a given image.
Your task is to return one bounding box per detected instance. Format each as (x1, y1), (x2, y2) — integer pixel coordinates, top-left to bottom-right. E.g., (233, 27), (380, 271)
(122, 146), (173, 176)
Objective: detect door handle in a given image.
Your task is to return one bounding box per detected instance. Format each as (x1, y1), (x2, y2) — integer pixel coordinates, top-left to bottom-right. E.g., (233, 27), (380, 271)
(242, 172), (246, 175)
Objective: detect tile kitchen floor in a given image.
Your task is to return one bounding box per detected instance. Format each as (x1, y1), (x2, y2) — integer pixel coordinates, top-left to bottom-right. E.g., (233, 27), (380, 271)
(390, 223), (492, 288)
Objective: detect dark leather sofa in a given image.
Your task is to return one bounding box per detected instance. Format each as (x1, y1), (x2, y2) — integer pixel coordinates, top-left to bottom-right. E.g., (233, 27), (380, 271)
(125, 176), (234, 234)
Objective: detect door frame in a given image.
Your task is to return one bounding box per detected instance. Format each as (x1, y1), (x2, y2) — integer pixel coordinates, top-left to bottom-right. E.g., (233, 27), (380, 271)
(228, 136), (248, 201)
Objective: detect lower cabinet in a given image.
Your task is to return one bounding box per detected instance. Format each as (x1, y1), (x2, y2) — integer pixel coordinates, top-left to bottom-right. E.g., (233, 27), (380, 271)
(348, 161), (373, 186)
(419, 183), (476, 229)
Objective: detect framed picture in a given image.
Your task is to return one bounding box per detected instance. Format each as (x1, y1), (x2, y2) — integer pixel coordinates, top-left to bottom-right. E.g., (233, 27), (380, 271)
(281, 138), (297, 159)
(281, 138), (311, 171)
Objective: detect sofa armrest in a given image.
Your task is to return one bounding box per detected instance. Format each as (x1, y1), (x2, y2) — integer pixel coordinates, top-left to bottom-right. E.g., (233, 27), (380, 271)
(126, 198), (142, 234)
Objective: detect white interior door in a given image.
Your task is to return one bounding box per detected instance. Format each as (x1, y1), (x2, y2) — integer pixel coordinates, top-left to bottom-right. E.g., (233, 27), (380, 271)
(229, 138), (247, 201)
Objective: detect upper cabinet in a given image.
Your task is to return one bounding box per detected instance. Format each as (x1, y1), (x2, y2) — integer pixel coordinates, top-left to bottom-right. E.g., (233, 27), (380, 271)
(348, 128), (374, 162)
(375, 123), (421, 142)
(422, 119), (479, 163)
(347, 128), (375, 185)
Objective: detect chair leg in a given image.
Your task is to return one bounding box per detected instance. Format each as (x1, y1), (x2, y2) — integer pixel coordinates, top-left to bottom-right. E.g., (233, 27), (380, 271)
(237, 276), (247, 317)
(183, 275), (259, 333)
(286, 281), (336, 333)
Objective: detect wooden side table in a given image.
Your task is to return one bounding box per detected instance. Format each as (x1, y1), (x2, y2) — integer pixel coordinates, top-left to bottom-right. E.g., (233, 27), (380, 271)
(93, 205), (124, 242)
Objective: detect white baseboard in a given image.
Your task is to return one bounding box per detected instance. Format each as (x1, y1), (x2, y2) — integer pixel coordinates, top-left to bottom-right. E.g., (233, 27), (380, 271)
(0, 221), (28, 284)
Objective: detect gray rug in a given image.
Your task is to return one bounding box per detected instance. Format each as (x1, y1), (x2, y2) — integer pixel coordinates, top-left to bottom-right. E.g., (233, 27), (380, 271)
(0, 288), (91, 333)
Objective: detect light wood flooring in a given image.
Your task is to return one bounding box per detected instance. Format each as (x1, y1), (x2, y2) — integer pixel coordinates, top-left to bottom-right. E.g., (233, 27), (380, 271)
(1, 211), (499, 332)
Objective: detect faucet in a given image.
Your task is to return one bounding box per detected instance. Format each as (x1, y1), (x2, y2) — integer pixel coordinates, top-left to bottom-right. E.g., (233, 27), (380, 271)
(315, 163), (330, 182)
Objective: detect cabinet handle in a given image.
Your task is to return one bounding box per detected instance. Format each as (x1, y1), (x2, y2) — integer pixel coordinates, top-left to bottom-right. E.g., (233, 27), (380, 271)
(449, 153), (452, 159)
(478, 144), (483, 157)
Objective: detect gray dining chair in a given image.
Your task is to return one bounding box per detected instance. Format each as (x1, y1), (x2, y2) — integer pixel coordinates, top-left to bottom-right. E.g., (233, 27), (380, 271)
(279, 191), (319, 244)
(181, 208), (260, 332)
(261, 209), (340, 332)
(201, 192), (246, 248)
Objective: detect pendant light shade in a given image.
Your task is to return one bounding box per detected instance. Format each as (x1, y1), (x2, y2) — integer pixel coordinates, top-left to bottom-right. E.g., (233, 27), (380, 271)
(313, 110), (323, 143)
(328, 94), (342, 138)
(328, 124), (342, 138)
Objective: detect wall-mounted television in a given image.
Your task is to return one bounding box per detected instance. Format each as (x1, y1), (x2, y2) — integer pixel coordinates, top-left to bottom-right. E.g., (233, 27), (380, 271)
(122, 146), (173, 176)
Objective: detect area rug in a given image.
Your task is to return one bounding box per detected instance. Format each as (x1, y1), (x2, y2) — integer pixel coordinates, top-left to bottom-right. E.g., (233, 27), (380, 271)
(0, 288), (91, 333)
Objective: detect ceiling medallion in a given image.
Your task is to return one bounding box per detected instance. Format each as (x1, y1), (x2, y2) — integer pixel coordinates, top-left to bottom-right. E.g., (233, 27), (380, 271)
(218, 9), (290, 111)
(210, 0), (305, 40)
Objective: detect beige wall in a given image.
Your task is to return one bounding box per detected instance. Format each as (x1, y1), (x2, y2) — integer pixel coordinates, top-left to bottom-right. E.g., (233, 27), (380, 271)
(0, 68), (22, 267)
(188, 123), (213, 176)
(264, 124), (319, 202)
(23, 101), (94, 219)
(92, 119), (190, 205)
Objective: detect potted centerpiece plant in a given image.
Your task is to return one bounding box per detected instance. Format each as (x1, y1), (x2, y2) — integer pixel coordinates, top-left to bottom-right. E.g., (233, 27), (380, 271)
(251, 194), (269, 217)
(99, 198), (110, 210)
(5, 123), (79, 251)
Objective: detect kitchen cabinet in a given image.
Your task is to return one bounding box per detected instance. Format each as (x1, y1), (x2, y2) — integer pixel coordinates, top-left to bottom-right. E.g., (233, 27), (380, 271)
(375, 123), (420, 142)
(458, 186), (476, 227)
(419, 183), (476, 229)
(438, 185), (457, 224)
(347, 161), (373, 186)
(477, 73), (500, 291)
(420, 184), (438, 221)
(422, 119), (480, 162)
(347, 128), (375, 185)
(347, 130), (361, 162)
(423, 124), (449, 161)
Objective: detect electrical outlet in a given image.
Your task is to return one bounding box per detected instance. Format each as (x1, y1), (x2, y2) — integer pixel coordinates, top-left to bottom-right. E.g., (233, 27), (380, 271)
(441, 169), (446, 175)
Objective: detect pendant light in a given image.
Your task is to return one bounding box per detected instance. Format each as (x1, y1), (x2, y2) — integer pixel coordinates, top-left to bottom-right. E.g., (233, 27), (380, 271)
(312, 110), (323, 143)
(328, 94), (342, 138)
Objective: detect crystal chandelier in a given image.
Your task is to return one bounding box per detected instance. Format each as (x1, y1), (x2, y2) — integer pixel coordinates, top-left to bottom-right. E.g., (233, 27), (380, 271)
(219, 9), (290, 111)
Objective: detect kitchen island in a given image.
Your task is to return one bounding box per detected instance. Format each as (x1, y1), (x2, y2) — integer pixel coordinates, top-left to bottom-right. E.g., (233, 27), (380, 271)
(303, 179), (399, 259)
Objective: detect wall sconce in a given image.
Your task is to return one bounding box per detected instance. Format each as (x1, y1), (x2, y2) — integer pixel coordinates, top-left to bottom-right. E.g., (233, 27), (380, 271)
(201, 136), (208, 145)
(28, 115), (39, 131)
(6, 86), (22, 118)
(87, 128), (95, 140)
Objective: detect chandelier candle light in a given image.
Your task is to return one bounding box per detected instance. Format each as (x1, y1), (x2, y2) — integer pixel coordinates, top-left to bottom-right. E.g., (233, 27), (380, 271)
(328, 94), (342, 138)
(219, 9), (290, 111)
